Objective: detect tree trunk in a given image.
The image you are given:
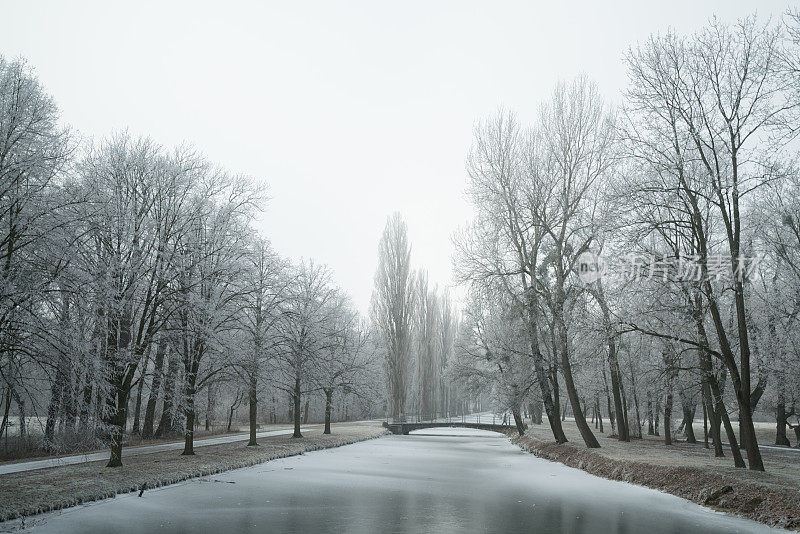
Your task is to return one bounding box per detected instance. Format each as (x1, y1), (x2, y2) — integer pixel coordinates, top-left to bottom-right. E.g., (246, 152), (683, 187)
(654, 396), (660, 436)
(14, 392), (25, 439)
(512, 406), (525, 436)
(647, 390), (654, 435)
(621, 382), (630, 438)
(703, 279), (764, 470)
(664, 389), (673, 446)
(142, 338), (166, 439)
(227, 392), (242, 433)
(46, 288), (74, 442)
(702, 392), (709, 448)
(525, 298), (566, 443)
(106, 382), (129, 468)
(292, 376), (302, 438)
(248, 369), (258, 446)
(596, 399), (604, 433)
(602, 365), (616, 436)
(737, 398), (764, 471)
(204, 384), (211, 431)
(228, 403), (235, 432)
(182, 397), (195, 456)
(547, 363), (567, 442)
(303, 399), (310, 424)
(607, 393), (616, 436)
(608, 353), (628, 441)
(79, 372), (92, 432)
(182, 365), (197, 456)
(155, 350), (179, 438)
(592, 281), (628, 442)
(715, 386), (746, 468)
(704, 381), (723, 456)
(629, 363), (643, 439)
(131, 363), (147, 435)
(558, 317), (599, 448)
(0, 389), (10, 440)
(683, 402), (697, 444)
(44, 379), (62, 445)
(324, 389), (333, 435)
(534, 355), (565, 442)
(662, 346), (676, 445)
(775, 390), (790, 447)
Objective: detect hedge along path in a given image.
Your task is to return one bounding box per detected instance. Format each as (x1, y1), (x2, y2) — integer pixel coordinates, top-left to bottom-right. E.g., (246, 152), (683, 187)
(0, 424), (389, 522)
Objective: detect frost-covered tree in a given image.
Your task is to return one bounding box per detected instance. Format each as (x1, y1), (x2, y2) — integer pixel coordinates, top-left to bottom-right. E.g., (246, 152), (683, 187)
(372, 213), (415, 421)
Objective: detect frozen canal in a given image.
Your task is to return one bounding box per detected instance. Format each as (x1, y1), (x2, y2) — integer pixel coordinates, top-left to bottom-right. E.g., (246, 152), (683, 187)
(22, 428), (781, 533)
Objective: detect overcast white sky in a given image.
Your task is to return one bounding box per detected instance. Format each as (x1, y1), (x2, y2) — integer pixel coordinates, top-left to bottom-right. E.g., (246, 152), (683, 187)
(1, 0), (793, 314)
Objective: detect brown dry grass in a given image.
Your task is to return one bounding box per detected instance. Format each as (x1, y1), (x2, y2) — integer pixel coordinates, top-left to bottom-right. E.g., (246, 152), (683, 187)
(0, 424), (388, 522)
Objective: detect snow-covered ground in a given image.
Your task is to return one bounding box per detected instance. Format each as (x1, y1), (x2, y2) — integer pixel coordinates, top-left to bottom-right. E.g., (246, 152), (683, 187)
(16, 428), (784, 533)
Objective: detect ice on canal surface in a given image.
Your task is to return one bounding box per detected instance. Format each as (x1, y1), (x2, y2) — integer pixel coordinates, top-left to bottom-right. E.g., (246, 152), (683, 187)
(20, 428), (784, 533)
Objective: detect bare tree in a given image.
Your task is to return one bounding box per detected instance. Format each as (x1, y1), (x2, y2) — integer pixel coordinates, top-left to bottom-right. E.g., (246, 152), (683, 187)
(372, 213), (415, 421)
(413, 271), (441, 418)
(311, 296), (368, 434)
(275, 260), (338, 438)
(531, 77), (615, 448)
(455, 110), (568, 443)
(239, 237), (288, 446)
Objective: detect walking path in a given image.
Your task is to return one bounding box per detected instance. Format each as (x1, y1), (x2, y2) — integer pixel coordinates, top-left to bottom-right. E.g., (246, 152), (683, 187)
(0, 426), (313, 475)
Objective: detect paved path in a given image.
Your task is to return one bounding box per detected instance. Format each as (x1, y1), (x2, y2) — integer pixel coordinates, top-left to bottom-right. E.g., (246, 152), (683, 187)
(0, 426), (313, 475)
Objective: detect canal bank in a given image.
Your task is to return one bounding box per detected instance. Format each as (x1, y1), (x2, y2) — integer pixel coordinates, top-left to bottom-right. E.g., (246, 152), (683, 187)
(512, 430), (800, 530)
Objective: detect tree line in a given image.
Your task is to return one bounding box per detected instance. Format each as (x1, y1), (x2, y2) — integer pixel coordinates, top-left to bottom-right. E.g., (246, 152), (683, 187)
(0, 55), (385, 467)
(451, 12), (800, 472)
(372, 212), (461, 422)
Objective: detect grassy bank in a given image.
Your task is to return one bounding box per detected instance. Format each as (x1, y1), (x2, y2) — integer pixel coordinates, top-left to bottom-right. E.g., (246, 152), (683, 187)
(513, 419), (800, 530)
(0, 424), (388, 523)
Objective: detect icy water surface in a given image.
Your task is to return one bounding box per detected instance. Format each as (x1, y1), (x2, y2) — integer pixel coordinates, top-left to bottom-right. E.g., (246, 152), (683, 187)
(21, 428), (782, 533)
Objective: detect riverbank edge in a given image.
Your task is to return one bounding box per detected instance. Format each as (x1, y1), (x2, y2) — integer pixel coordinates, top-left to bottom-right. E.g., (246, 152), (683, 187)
(0, 426), (390, 523)
(510, 433), (800, 530)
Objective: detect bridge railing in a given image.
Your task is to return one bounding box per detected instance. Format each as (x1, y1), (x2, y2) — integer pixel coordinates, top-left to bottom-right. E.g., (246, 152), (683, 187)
(388, 411), (512, 425)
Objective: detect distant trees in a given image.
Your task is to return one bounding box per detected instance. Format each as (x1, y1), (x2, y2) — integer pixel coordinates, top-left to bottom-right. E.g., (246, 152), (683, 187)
(452, 286), (531, 436)
(372, 213), (415, 421)
(311, 296), (368, 434)
(413, 271), (440, 418)
(371, 214), (461, 422)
